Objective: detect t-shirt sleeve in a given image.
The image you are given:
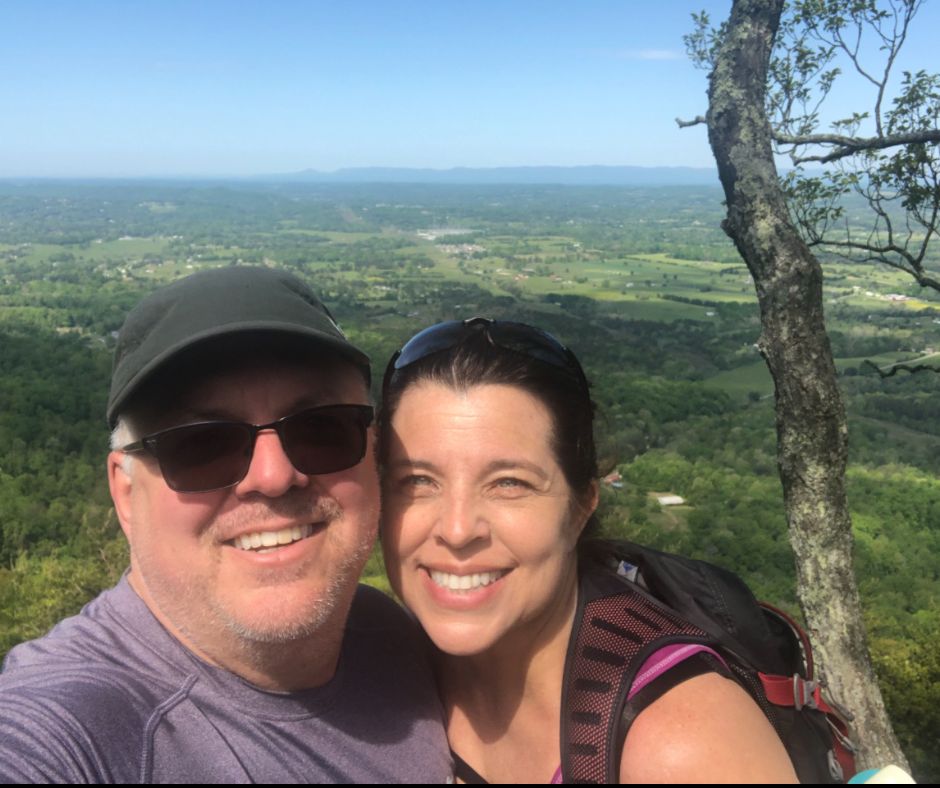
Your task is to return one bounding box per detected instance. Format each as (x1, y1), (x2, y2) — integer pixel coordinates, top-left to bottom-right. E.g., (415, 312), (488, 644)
(0, 667), (148, 784)
(0, 691), (102, 783)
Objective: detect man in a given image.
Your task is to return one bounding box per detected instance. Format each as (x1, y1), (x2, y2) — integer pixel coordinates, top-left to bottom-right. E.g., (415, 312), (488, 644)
(0, 267), (451, 782)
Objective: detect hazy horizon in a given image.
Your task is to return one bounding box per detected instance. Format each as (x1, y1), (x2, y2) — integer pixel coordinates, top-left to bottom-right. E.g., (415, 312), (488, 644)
(0, 163), (721, 185)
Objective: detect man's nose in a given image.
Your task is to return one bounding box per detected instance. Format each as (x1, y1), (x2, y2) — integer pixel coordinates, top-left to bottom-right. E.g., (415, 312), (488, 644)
(234, 429), (309, 498)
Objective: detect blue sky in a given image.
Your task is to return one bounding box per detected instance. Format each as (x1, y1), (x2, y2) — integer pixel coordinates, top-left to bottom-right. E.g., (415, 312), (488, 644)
(2, 0), (938, 177)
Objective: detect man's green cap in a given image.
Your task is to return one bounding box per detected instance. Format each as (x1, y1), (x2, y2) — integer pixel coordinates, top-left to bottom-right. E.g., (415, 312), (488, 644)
(107, 266), (370, 426)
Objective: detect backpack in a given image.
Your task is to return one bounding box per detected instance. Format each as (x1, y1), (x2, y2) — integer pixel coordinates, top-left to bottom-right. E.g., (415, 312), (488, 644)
(561, 539), (856, 783)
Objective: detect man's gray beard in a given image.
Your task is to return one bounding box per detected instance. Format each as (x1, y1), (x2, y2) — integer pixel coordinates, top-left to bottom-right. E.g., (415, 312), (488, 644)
(135, 491), (377, 651)
(208, 493), (376, 646)
(216, 533), (373, 646)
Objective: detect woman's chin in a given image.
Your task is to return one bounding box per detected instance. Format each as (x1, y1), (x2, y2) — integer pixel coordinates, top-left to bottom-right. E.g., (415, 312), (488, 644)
(421, 619), (498, 658)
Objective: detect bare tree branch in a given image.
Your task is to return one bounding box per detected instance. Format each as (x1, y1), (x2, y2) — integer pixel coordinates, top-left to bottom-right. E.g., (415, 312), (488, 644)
(862, 359), (940, 377)
(812, 235), (940, 288)
(796, 0), (922, 135)
(775, 129), (940, 164)
(676, 115), (707, 128)
(872, 0), (916, 133)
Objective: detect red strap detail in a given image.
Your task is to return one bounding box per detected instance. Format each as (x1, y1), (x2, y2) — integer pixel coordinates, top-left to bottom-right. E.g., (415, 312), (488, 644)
(832, 716), (857, 780)
(760, 673), (857, 779)
(758, 672), (834, 713)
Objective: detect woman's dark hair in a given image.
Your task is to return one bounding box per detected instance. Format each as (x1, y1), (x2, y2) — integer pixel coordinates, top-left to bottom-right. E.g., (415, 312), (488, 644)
(379, 328), (600, 536)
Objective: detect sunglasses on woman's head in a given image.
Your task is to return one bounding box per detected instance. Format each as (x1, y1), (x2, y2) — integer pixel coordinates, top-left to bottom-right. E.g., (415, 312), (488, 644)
(383, 317), (589, 395)
(120, 404), (374, 493)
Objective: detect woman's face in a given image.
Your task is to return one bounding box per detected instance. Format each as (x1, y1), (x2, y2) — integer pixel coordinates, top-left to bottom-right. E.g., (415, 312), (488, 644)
(382, 381), (594, 657)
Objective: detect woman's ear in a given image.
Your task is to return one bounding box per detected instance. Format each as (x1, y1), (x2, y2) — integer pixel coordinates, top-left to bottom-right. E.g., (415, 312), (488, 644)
(584, 479), (600, 523)
(572, 479), (600, 537)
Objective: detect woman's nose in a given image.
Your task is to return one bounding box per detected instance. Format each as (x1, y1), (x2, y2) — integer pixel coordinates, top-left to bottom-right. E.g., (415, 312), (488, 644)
(434, 492), (489, 549)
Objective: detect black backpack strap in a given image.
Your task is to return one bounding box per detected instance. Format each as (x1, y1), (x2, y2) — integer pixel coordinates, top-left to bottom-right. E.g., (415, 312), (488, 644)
(560, 573), (713, 783)
(451, 750), (489, 785)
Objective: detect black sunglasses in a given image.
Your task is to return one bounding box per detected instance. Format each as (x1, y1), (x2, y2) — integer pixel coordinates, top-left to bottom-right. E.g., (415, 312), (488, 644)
(120, 404), (374, 493)
(383, 317), (589, 394)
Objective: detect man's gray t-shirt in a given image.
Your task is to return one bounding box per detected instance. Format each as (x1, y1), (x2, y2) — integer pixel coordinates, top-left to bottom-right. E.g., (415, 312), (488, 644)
(0, 578), (451, 783)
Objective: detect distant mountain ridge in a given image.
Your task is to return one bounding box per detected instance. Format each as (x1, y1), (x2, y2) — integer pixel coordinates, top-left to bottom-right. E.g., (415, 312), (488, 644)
(271, 165), (718, 186)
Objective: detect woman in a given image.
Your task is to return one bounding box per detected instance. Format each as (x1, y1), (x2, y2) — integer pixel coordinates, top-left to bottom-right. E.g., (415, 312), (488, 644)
(379, 317), (797, 784)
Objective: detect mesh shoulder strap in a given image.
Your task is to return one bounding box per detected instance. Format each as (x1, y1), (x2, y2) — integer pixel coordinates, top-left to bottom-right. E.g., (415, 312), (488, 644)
(560, 583), (711, 783)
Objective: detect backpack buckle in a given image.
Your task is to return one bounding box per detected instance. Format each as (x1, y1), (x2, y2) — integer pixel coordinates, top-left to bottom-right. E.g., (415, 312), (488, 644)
(793, 675), (819, 710)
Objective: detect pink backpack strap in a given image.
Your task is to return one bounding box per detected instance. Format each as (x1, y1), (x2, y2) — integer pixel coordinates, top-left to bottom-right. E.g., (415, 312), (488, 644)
(628, 643), (727, 700)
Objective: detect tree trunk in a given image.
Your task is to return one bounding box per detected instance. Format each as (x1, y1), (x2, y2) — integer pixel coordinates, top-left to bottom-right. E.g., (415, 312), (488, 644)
(705, 0), (907, 772)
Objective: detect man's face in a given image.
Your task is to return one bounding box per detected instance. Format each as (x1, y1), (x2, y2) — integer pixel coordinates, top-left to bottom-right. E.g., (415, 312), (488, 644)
(108, 354), (379, 669)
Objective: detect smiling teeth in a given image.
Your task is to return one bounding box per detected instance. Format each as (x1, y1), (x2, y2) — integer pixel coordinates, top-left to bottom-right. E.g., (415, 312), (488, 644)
(233, 524), (314, 552)
(430, 570), (506, 592)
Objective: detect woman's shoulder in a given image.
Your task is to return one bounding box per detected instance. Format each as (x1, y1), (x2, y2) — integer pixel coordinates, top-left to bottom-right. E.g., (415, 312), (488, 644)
(619, 671), (798, 784)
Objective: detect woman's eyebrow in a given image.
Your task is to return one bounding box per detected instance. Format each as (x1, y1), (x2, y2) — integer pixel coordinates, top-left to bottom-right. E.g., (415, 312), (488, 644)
(482, 459), (550, 480)
(387, 458), (551, 481)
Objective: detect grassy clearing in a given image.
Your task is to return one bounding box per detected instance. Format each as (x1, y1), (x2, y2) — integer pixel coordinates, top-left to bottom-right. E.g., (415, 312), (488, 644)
(79, 237), (171, 261)
(603, 297), (716, 322)
(703, 361), (773, 399)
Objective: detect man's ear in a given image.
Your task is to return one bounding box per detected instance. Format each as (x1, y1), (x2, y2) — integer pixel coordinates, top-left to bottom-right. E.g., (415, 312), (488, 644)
(108, 451), (135, 540)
